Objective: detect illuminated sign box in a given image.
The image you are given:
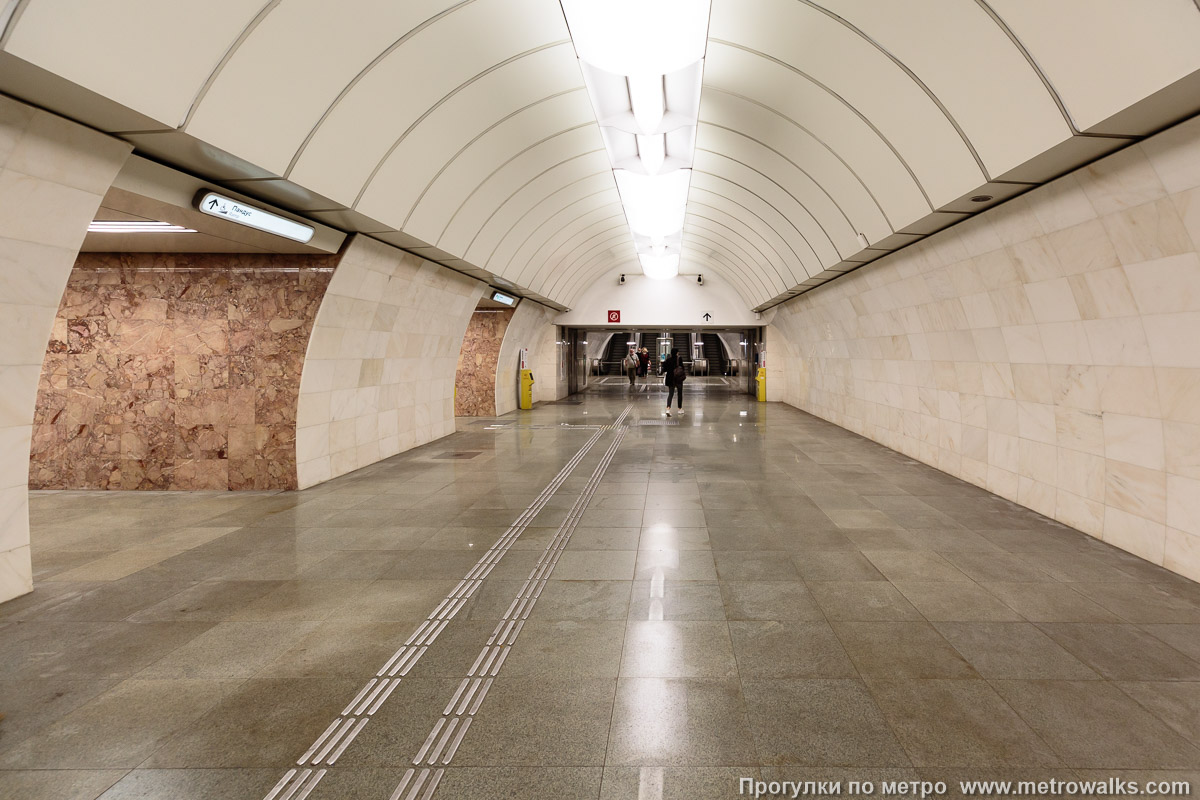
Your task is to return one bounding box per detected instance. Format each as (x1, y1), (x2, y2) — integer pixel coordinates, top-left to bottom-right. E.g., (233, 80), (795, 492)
(491, 291), (516, 306)
(196, 191), (315, 243)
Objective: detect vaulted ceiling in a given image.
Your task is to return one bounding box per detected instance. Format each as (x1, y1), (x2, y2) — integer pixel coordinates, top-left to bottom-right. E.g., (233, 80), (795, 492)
(3, 0), (1199, 310)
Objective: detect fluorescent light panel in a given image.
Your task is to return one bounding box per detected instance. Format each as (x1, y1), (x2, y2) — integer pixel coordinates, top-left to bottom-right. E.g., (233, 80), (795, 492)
(562, 0), (711, 281)
(561, 0), (709, 76)
(88, 220), (196, 233)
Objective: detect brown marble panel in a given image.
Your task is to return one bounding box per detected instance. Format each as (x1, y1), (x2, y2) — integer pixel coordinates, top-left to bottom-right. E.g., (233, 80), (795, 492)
(29, 251), (335, 490)
(454, 307), (515, 417)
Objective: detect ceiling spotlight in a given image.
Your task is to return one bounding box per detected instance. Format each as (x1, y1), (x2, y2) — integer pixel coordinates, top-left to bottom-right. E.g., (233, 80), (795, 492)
(970, 195), (993, 203)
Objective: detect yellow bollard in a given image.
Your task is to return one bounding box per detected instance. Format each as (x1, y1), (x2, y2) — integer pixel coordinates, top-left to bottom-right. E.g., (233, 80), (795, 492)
(755, 367), (767, 402)
(519, 369), (535, 410)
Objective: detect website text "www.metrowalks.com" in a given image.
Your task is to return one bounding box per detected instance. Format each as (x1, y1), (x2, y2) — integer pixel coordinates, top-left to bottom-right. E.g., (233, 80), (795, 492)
(739, 778), (1193, 798)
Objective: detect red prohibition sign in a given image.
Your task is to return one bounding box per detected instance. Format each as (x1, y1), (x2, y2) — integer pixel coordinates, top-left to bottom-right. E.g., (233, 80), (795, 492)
(607, 310), (620, 323)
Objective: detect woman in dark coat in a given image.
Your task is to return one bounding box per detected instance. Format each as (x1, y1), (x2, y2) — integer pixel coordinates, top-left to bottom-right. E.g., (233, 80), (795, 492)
(661, 348), (685, 416)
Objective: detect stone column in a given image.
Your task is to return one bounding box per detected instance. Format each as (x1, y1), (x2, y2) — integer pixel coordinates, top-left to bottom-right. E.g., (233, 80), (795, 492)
(0, 96), (131, 603)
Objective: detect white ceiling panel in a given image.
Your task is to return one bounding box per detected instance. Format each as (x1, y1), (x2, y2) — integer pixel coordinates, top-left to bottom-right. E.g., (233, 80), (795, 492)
(5, 0), (1199, 310)
(286, 0), (569, 207)
(710, 0), (986, 207)
(537, 224), (635, 299)
(703, 43), (932, 226)
(186, 0), (458, 176)
(435, 125), (605, 266)
(687, 200), (805, 289)
(990, 0), (1200, 132)
(689, 185), (814, 283)
(819, 0), (1071, 178)
(513, 206), (626, 289)
(688, 175), (821, 275)
(389, 79), (595, 241)
(700, 91), (892, 241)
(684, 223), (781, 300)
(445, 149), (610, 259)
(5, 0), (263, 127)
(462, 157), (615, 264)
(482, 174), (617, 272)
(696, 124), (860, 259)
(556, 241), (641, 305)
(692, 149), (840, 268)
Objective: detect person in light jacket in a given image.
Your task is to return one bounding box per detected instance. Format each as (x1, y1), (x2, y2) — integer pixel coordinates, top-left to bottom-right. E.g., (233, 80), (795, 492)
(623, 350), (638, 387)
(661, 348), (686, 416)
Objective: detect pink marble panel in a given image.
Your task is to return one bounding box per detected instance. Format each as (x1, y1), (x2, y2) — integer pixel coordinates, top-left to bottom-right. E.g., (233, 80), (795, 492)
(454, 308), (515, 417)
(29, 252), (335, 490)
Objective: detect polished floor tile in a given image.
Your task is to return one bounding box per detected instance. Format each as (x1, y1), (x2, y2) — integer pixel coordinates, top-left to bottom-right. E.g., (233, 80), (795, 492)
(867, 679), (1062, 768)
(991, 680), (1200, 768)
(741, 679), (911, 766)
(4, 387), (1200, 796)
(832, 621), (978, 680)
(0, 769), (127, 800)
(606, 678), (759, 766)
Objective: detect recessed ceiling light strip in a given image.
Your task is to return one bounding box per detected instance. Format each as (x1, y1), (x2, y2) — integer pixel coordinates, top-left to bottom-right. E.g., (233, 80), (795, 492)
(88, 221), (197, 233)
(561, 0), (712, 280)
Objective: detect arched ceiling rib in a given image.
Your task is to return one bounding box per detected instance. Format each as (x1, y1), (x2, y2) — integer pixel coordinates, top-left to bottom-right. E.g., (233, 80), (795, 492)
(3, 0), (1200, 311)
(464, 158), (612, 262)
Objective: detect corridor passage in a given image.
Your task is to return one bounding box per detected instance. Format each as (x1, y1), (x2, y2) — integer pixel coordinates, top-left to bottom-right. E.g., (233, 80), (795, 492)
(2, 391), (1199, 800)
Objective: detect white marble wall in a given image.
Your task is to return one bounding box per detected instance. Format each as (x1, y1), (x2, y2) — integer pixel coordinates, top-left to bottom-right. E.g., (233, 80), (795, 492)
(296, 236), (485, 488)
(0, 96), (131, 603)
(769, 113), (1200, 582)
(534, 324), (568, 404)
(494, 301), (561, 416)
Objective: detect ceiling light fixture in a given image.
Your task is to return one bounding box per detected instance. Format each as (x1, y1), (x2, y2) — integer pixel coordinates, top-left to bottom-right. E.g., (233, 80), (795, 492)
(88, 220), (196, 233)
(640, 253), (680, 280)
(561, 0), (711, 281)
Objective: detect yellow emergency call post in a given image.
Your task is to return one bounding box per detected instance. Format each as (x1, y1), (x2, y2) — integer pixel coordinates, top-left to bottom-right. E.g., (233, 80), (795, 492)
(519, 347), (534, 410)
(519, 369), (535, 409)
(756, 367), (767, 402)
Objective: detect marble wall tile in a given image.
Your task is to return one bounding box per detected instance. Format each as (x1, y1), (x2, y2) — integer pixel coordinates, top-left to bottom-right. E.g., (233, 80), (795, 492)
(29, 252), (334, 491)
(0, 96), (132, 604)
(495, 300), (562, 416)
(767, 114), (1200, 584)
(454, 307), (514, 417)
(295, 236), (486, 488)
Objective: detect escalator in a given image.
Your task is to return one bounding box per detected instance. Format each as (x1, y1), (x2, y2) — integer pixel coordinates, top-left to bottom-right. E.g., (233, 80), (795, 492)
(601, 332), (633, 375)
(672, 333), (691, 366)
(701, 333), (728, 375)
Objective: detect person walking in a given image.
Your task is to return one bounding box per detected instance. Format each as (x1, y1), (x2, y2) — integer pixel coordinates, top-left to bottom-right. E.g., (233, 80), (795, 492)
(636, 347), (649, 378)
(662, 347), (686, 416)
(623, 350), (638, 387)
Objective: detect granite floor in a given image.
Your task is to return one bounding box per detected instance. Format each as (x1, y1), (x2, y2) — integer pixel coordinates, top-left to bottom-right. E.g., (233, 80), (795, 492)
(2, 385), (1200, 800)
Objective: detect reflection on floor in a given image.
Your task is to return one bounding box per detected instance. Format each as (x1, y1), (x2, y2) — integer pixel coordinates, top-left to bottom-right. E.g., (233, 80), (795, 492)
(2, 389), (1200, 799)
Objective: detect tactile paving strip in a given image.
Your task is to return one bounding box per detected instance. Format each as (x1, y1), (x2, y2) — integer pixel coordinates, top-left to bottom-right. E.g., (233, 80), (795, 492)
(261, 405), (633, 800)
(385, 413), (631, 800)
